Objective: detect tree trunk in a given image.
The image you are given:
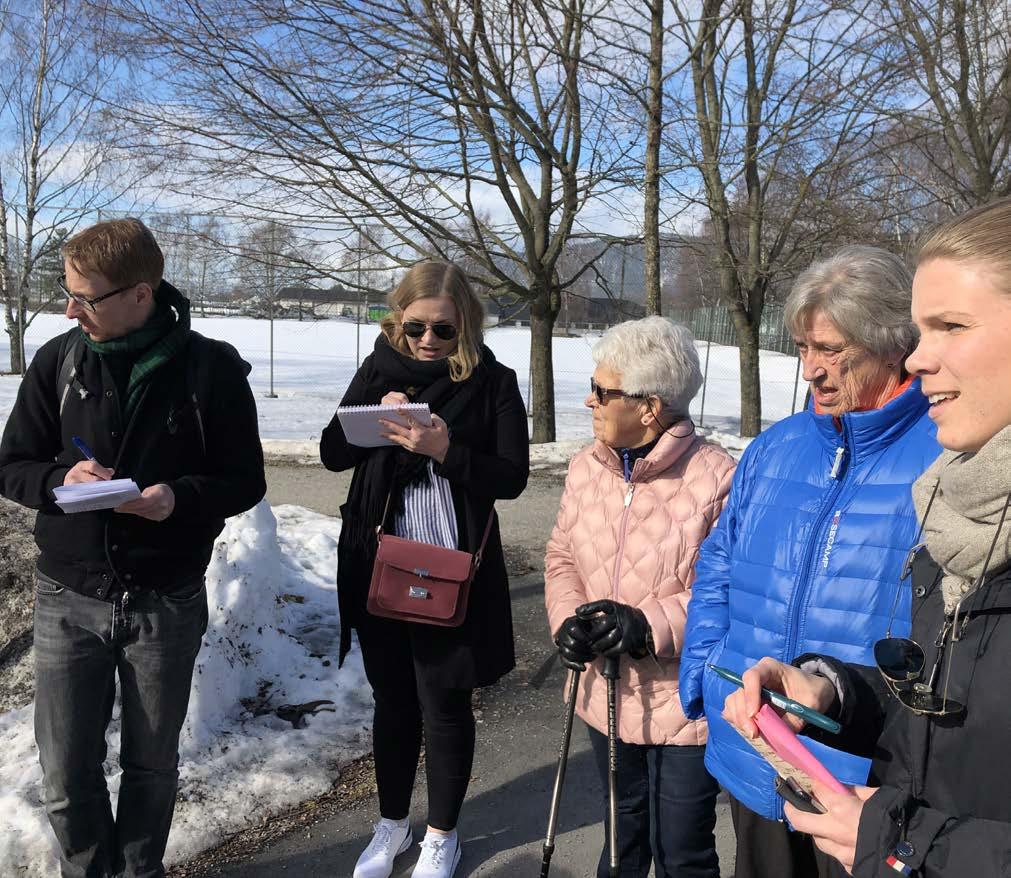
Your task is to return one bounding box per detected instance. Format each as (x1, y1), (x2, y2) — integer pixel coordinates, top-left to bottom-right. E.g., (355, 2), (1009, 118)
(731, 309), (762, 437)
(529, 287), (558, 444)
(6, 311), (26, 375)
(643, 0), (664, 317)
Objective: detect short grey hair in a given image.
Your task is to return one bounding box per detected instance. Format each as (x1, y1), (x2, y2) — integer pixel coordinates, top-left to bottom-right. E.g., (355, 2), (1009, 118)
(592, 316), (702, 416)
(784, 245), (917, 361)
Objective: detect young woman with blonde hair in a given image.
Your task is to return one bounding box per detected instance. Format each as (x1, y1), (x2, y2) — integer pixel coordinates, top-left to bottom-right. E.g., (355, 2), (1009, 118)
(321, 260), (529, 878)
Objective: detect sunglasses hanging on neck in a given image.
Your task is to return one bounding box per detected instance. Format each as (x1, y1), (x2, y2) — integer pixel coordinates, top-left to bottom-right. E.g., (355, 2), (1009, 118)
(874, 488), (1011, 717)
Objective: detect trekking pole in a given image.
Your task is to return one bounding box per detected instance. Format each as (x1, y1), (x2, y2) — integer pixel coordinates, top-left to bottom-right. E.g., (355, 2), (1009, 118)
(602, 655), (620, 878)
(539, 667), (581, 878)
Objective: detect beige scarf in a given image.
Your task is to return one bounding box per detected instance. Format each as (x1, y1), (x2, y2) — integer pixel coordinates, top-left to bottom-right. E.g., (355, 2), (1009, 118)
(911, 426), (1011, 613)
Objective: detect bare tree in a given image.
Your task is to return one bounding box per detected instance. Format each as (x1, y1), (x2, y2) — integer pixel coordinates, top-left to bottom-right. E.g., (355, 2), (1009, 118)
(0, 0), (125, 372)
(879, 0), (1011, 210)
(103, 0), (630, 442)
(235, 220), (319, 315)
(666, 0), (894, 435)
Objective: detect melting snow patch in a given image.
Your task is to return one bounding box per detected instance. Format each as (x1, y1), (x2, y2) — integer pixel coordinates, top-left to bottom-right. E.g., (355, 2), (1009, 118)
(0, 502), (371, 876)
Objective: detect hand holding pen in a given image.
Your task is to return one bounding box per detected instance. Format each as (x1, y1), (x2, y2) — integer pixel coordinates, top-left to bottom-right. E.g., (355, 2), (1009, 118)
(715, 658), (840, 739)
(62, 435), (115, 486)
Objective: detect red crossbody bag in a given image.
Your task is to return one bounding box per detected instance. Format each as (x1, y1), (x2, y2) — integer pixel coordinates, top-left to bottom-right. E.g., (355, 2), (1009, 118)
(366, 493), (495, 627)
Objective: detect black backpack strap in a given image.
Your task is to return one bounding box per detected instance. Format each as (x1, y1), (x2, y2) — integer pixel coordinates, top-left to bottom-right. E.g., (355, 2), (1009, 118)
(57, 333), (85, 417)
(183, 331), (247, 457)
(185, 331), (212, 456)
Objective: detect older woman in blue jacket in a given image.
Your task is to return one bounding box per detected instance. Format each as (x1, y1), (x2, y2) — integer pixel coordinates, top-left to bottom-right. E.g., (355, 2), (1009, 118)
(679, 246), (940, 878)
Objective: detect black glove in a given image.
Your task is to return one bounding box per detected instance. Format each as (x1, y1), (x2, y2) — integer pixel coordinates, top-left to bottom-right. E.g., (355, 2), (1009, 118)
(576, 600), (651, 660)
(555, 614), (597, 671)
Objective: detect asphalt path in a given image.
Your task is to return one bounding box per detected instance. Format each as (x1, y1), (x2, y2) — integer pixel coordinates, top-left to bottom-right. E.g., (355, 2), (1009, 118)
(196, 464), (738, 876)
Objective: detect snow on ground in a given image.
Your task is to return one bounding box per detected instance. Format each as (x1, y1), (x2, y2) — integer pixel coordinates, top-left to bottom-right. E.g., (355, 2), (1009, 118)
(0, 502), (372, 877)
(0, 313), (807, 445)
(0, 314), (794, 871)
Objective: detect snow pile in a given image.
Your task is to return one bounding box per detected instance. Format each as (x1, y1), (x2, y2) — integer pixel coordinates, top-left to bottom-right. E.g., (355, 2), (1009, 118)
(0, 502), (372, 876)
(697, 426), (754, 460)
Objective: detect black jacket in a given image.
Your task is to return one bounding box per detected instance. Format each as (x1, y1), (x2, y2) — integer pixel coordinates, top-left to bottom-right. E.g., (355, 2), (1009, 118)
(0, 326), (266, 598)
(803, 548), (1011, 878)
(321, 343), (529, 689)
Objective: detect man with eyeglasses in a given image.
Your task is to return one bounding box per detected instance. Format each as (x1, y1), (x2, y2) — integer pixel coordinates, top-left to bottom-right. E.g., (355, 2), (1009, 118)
(0, 218), (266, 878)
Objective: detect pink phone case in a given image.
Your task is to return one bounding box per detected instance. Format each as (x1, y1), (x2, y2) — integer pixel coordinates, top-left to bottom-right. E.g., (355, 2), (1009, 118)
(752, 704), (852, 796)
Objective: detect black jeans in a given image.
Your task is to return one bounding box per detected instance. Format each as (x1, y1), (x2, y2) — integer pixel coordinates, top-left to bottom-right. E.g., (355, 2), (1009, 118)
(587, 726), (720, 878)
(33, 572), (208, 878)
(729, 795), (845, 878)
(356, 615), (475, 831)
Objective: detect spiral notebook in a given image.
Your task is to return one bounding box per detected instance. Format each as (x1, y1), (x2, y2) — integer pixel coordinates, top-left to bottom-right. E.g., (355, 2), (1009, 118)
(336, 403), (433, 447)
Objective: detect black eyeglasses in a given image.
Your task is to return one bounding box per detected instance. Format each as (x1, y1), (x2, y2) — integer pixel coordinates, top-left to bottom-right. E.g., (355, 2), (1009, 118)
(59, 274), (135, 313)
(402, 321), (457, 341)
(589, 378), (647, 405)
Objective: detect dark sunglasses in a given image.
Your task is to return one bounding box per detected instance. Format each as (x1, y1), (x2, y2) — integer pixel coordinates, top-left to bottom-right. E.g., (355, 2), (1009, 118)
(58, 274), (135, 313)
(589, 378), (647, 405)
(874, 629), (965, 717)
(402, 320), (457, 341)
(875, 490), (1011, 717)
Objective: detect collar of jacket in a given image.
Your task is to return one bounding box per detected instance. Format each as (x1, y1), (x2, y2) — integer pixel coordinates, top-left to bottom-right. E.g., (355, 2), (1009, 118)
(591, 420), (699, 482)
(807, 377), (930, 462)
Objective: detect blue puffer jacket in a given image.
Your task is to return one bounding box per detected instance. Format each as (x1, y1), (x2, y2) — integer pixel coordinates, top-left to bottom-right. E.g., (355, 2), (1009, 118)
(679, 380), (939, 820)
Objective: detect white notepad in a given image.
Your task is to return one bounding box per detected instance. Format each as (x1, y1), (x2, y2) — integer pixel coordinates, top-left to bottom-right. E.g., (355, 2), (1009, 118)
(53, 478), (142, 513)
(336, 403), (433, 447)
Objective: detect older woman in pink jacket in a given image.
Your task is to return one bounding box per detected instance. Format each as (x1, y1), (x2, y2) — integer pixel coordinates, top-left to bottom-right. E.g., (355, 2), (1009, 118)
(545, 316), (736, 878)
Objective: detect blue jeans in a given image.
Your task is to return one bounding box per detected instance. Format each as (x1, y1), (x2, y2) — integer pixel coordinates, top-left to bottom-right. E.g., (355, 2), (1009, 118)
(33, 571), (208, 878)
(588, 726), (720, 878)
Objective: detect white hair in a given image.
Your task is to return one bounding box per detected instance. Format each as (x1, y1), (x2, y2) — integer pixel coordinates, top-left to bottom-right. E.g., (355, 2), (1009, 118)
(592, 316), (702, 416)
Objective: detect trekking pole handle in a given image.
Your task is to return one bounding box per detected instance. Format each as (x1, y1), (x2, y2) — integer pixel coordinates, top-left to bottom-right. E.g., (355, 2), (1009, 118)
(602, 654), (619, 680)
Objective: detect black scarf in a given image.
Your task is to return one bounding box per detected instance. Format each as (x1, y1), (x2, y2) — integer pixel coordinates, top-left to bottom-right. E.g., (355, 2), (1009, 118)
(343, 334), (492, 551)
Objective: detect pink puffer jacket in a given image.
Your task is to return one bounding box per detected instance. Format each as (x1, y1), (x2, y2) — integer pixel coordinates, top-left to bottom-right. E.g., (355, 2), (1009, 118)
(544, 427), (736, 745)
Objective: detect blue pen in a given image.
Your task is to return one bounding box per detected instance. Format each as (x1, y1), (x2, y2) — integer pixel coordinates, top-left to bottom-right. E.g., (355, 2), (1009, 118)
(72, 436), (98, 462)
(708, 663), (841, 734)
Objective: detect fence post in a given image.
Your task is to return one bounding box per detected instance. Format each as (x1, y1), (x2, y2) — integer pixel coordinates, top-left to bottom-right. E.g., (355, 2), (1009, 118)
(698, 302), (715, 428)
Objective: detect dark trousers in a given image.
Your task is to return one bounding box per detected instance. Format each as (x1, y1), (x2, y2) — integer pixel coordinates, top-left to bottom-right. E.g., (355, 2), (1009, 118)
(356, 616), (475, 831)
(587, 726), (720, 878)
(729, 795), (845, 878)
(33, 571), (208, 878)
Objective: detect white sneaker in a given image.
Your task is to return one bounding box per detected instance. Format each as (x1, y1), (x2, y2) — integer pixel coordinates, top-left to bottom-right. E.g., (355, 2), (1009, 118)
(411, 830), (462, 878)
(353, 817), (413, 878)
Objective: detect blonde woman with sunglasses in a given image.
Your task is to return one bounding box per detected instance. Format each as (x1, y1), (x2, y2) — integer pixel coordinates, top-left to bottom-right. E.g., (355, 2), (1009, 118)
(321, 261), (529, 878)
(725, 197), (1011, 878)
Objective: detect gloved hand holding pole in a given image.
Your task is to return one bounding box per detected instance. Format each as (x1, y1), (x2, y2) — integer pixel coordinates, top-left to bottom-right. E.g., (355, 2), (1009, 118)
(554, 613), (597, 670)
(576, 599), (651, 659)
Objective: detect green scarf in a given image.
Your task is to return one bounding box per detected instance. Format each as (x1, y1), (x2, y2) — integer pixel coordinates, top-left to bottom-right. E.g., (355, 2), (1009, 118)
(83, 283), (191, 423)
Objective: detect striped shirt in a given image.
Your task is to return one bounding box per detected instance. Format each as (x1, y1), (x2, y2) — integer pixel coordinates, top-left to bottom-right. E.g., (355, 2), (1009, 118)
(392, 460), (459, 549)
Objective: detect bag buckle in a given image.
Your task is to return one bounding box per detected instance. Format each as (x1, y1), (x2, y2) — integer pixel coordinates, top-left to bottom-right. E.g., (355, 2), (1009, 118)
(409, 585), (430, 599)
(413, 567), (430, 578)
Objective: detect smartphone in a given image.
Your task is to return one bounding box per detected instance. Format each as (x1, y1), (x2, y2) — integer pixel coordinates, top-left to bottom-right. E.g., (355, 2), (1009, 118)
(774, 775), (826, 814)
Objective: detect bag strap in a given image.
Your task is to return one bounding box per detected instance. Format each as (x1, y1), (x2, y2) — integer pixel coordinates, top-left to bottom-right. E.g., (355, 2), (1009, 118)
(376, 488), (495, 567)
(57, 334), (85, 417)
(472, 510), (495, 569)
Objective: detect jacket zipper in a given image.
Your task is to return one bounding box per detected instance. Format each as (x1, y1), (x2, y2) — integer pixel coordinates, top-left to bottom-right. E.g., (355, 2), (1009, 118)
(611, 474), (636, 600)
(782, 423), (852, 689)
